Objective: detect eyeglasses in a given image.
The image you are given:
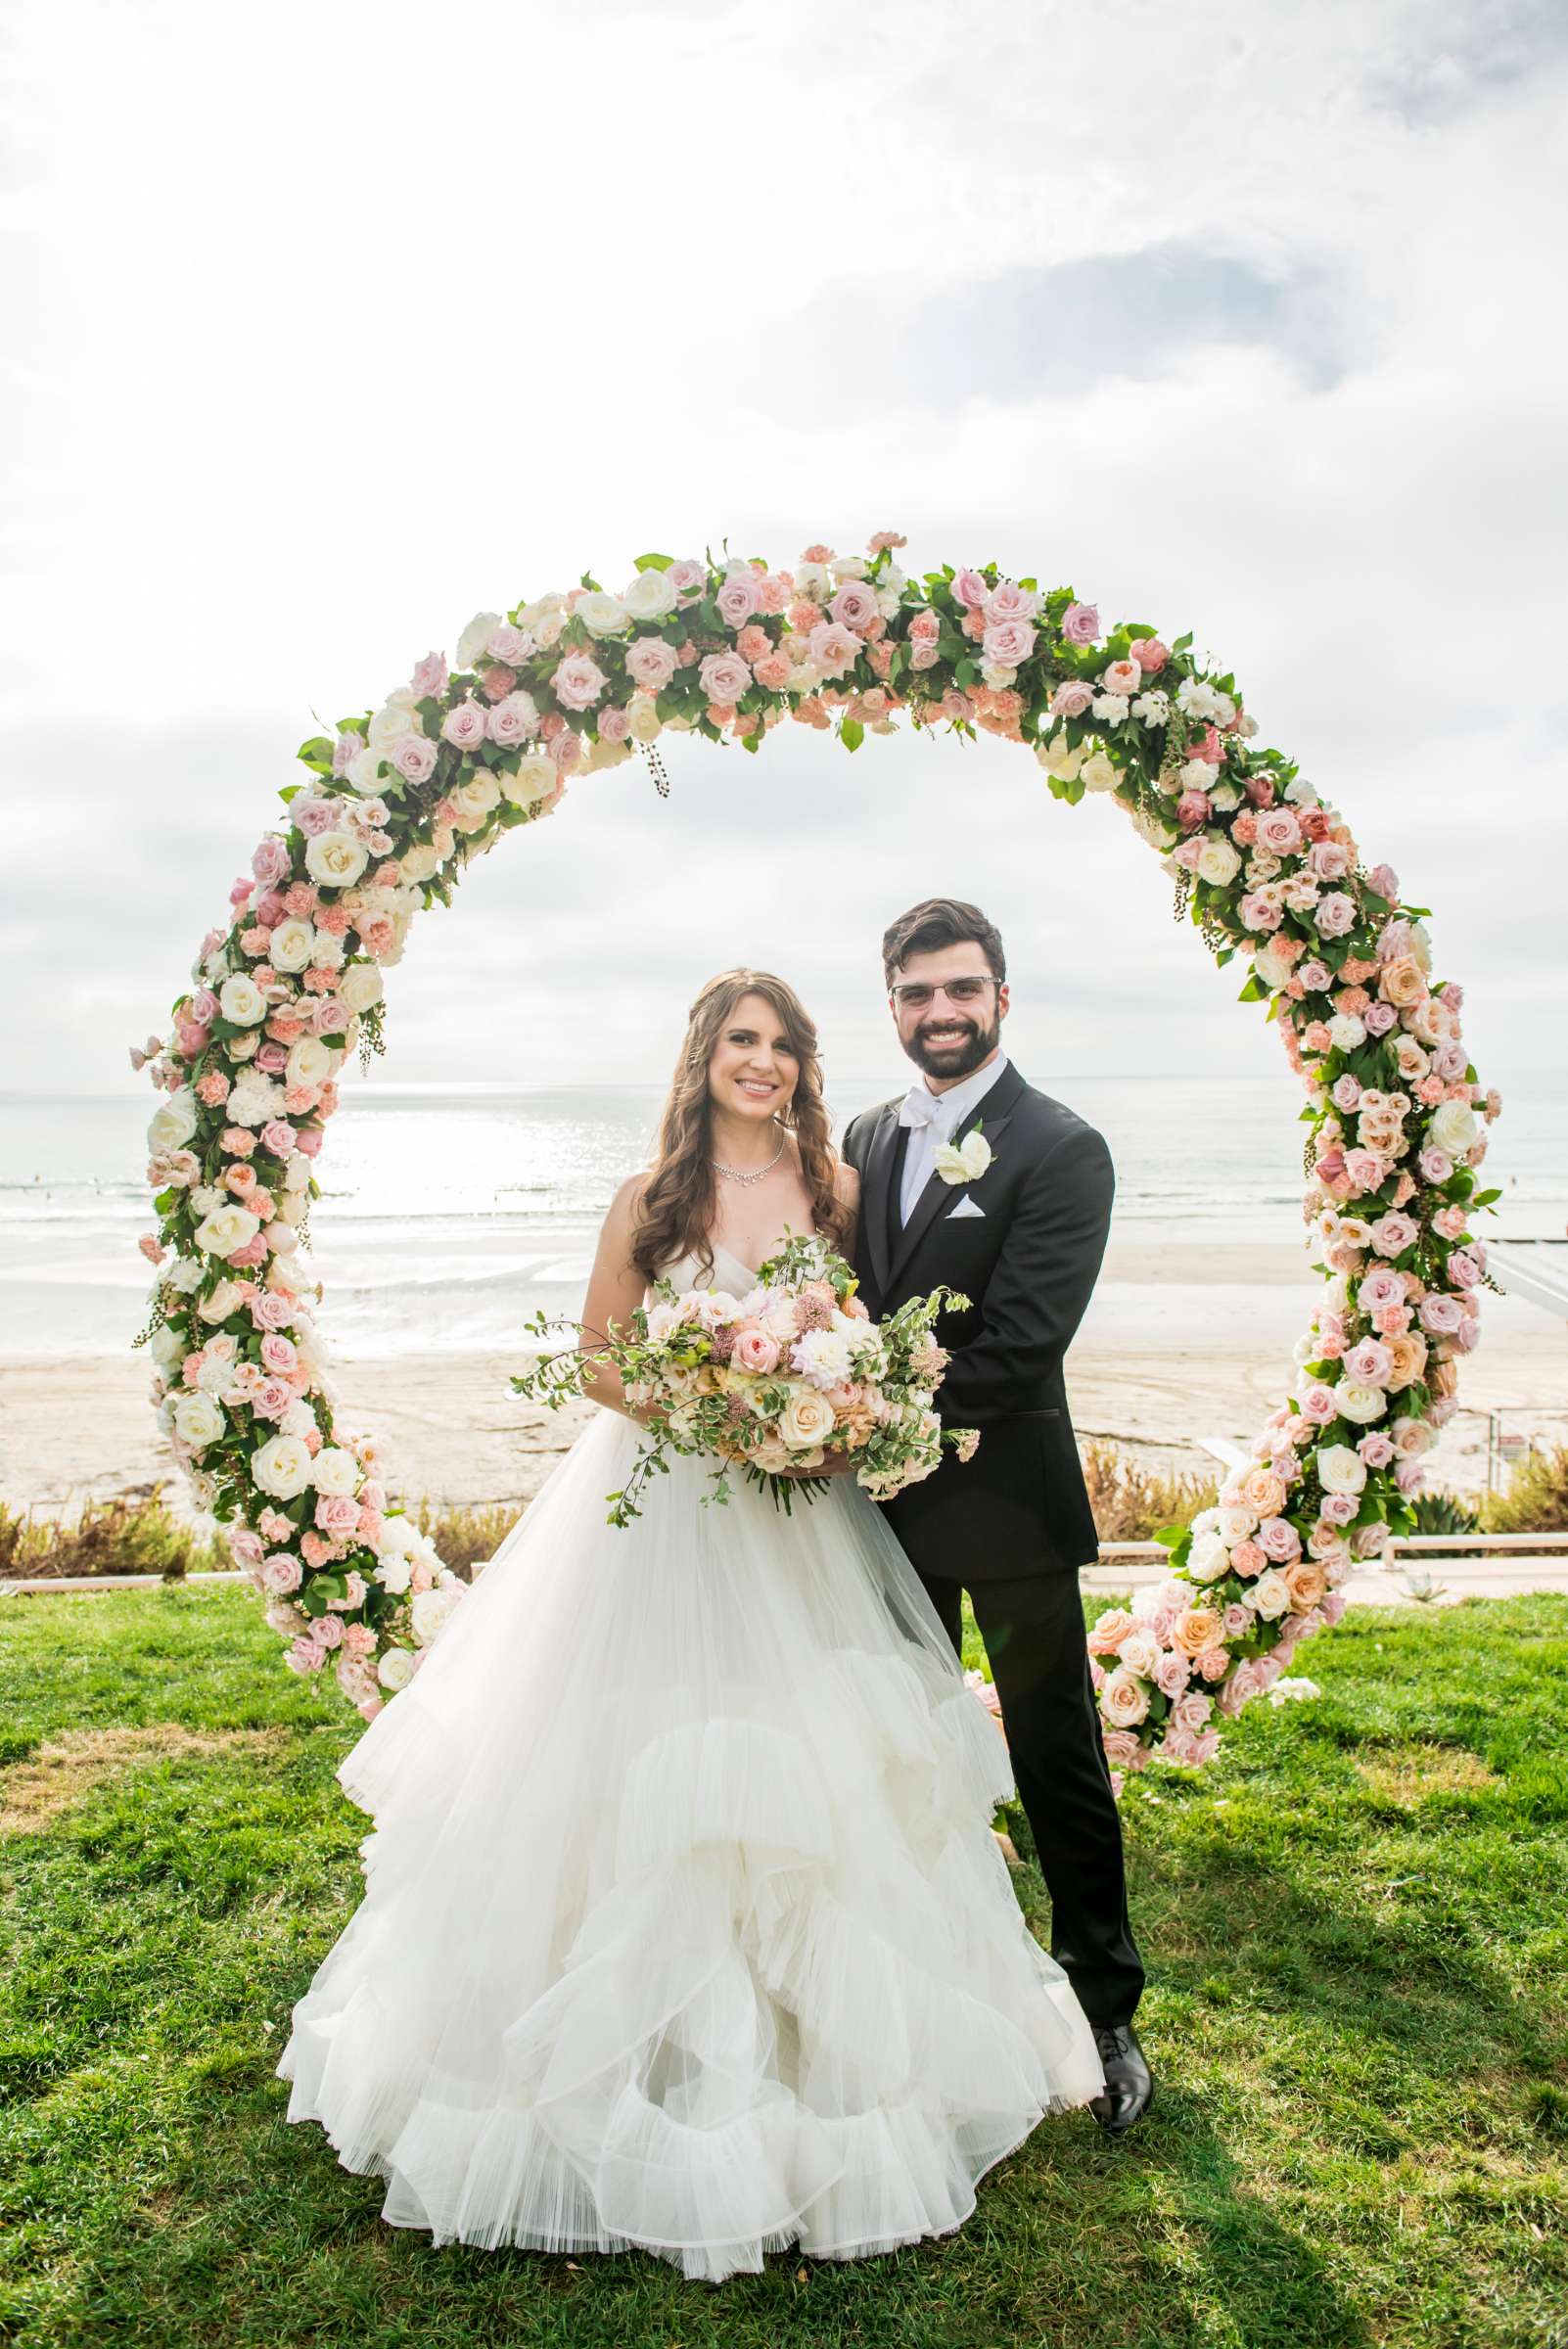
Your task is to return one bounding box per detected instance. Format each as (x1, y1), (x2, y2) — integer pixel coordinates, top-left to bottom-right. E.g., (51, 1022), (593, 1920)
(888, 977), (997, 1010)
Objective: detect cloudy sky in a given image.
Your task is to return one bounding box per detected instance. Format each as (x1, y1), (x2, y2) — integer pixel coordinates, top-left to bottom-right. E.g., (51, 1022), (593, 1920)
(2, 0), (1564, 1129)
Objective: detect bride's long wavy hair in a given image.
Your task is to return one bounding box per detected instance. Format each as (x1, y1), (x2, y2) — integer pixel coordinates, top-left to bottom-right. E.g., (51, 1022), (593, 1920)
(631, 969), (850, 1286)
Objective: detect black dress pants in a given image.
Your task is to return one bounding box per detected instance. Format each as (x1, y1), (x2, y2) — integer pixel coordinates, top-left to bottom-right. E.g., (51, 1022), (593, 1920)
(921, 1567), (1145, 2031)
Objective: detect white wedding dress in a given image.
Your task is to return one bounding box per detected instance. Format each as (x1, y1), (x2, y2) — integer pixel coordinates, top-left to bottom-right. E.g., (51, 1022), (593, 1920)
(277, 1241), (1105, 2281)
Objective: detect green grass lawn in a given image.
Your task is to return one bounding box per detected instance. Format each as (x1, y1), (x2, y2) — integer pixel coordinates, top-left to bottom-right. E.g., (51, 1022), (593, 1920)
(1, 1587), (1564, 2349)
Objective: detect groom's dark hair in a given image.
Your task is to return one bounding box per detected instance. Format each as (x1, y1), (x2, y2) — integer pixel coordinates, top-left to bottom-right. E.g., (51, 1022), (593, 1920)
(881, 898), (1006, 987)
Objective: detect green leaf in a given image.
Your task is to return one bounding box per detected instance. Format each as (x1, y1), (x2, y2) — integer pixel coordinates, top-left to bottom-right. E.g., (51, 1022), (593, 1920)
(1472, 1186), (1501, 1206)
(840, 717), (864, 753)
(296, 735), (334, 775)
(1237, 974), (1267, 1003)
(278, 783), (302, 805)
(633, 551), (674, 572)
(741, 728), (761, 754)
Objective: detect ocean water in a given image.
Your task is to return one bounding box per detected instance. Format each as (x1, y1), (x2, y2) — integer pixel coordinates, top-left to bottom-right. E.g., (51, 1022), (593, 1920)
(2, 1078), (1563, 1359)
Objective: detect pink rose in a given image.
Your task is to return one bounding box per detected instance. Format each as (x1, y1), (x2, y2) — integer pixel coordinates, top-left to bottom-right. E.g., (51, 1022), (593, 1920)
(1050, 679), (1094, 719)
(807, 622), (861, 680)
(829, 581), (880, 633)
(1152, 1649), (1191, 1698)
(485, 623), (535, 668)
(732, 1326), (780, 1375)
(441, 699), (487, 751)
(698, 650), (753, 705)
(392, 732), (438, 783)
(487, 689), (541, 746)
(982, 619), (1037, 668)
(1129, 636), (1168, 673)
(1256, 808), (1303, 856)
(409, 650), (448, 698)
(715, 574), (760, 627)
(951, 569), (989, 609)
(625, 636), (678, 691)
(1061, 601), (1100, 645)
(550, 654), (609, 712)
(1314, 893), (1357, 938)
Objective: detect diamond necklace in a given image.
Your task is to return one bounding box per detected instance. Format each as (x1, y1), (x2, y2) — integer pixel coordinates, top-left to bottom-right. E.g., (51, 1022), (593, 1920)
(712, 1127), (787, 1186)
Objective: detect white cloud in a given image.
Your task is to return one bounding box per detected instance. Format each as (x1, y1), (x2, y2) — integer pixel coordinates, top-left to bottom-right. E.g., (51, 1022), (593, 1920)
(1, 0), (1563, 1167)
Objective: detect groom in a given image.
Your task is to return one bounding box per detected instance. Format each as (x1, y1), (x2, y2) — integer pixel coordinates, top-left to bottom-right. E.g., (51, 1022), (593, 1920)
(841, 897), (1153, 2133)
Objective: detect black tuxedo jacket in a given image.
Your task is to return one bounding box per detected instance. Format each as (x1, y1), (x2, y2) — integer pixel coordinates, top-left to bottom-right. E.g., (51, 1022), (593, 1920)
(841, 1061), (1113, 1582)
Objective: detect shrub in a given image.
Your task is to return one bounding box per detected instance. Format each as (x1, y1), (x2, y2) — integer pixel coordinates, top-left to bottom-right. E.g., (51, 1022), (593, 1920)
(1480, 1444), (1568, 1536)
(0, 1488), (227, 1583)
(1080, 1441), (1219, 1544)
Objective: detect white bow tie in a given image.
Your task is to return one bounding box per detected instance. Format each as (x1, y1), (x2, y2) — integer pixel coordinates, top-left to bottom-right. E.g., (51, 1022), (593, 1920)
(899, 1085), (954, 1134)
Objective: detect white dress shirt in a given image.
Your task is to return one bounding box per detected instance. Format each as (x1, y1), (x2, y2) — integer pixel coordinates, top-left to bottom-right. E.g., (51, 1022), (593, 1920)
(897, 1051), (1010, 1224)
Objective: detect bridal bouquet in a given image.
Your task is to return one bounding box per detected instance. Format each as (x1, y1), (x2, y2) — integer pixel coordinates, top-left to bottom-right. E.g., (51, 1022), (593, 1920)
(512, 1232), (979, 1527)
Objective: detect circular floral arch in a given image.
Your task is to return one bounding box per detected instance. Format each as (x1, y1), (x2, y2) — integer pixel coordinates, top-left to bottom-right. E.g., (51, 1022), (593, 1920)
(134, 531), (1501, 1787)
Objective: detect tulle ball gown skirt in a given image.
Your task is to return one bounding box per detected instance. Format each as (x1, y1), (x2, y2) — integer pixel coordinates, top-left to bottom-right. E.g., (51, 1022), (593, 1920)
(277, 1405), (1105, 2282)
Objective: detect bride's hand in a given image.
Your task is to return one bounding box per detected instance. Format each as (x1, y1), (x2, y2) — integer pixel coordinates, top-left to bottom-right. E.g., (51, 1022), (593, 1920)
(778, 1451), (859, 1480)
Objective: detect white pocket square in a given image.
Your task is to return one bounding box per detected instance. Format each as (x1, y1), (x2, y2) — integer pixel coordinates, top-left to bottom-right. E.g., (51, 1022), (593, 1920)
(947, 1195), (986, 1220)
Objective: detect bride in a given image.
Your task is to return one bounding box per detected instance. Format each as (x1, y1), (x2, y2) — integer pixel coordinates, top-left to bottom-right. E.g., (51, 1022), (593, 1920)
(277, 968), (1106, 2281)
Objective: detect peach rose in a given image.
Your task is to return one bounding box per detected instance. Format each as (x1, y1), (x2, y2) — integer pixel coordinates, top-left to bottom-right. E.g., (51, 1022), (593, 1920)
(1173, 1605), (1225, 1657)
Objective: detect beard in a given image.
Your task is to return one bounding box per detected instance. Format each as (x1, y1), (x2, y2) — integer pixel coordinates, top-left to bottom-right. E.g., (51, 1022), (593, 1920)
(905, 1007), (1000, 1081)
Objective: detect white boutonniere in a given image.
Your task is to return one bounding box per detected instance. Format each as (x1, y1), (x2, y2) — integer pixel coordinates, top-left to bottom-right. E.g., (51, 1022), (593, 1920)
(934, 1123), (992, 1186)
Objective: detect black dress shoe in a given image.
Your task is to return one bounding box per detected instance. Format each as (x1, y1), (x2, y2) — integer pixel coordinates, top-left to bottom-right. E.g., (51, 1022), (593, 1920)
(1088, 2022), (1154, 2133)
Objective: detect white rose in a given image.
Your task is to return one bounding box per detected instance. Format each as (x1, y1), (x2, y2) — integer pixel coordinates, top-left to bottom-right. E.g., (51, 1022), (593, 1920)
(1080, 752), (1119, 794)
(346, 747), (387, 796)
(449, 773), (501, 830)
(339, 962), (384, 1014)
(1186, 1533), (1230, 1585)
(780, 1389), (836, 1450)
(376, 1645), (416, 1690)
(622, 568), (677, 621)
(281, 1397), (318, 1440)
(1036, 734), (1084, 781)
(149, 1321), (186, 1372)
(193, 1203), (261, 1258)
(285, 1036), (335, 1089)
(626, 695), (663, 745)
(268, 918), (316, 973)
(304, 830), (370, 889)
(1429, 1100), (1478, 1156)
(398, 843), (439, 884)
(502, 753), (558, 806)
(410, 1583), (462, 1644)
(367, 702), (417, 753)
(1119, 1628), (1160, 1678)
(252, 1432), (314, 1499)
(1100, 1667), (1149, 1727)
(934, 1129), (992, 1185)
(148, 1089), (199, 1153)
(456, 611), (503, 669)
(575, 590), (629, 638)
(1218, 1504), (1259, 1544)
(1197, 839), (1241, 888)
(311, 1445), (358, 1497)
(198, 1279), (244, 1323)
(1315, 1443), (1367, 1497)
(1252, 1568), (1292, 1620)
(1253, 944), (1293, 991)
(173, 1390), (225, 1447)
(168, 1258), (204, 1294)
(217, 973), (266, 1027)
(1333, 1382), (1388, 1425)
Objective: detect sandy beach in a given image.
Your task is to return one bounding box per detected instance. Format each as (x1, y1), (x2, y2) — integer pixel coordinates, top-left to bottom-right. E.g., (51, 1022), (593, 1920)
(4, 1243), (1565, 1519)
